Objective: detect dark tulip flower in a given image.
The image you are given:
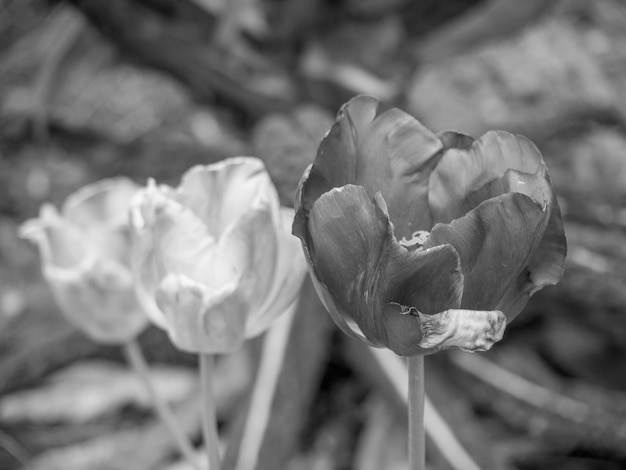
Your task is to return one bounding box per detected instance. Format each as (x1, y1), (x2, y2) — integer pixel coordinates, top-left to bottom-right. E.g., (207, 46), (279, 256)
(293, 96), (566, 356)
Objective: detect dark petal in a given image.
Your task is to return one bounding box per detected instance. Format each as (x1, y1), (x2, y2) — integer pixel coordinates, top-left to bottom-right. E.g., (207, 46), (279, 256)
(429, 131), (545, 224)
(297, 96), (379, 226)
(458, 167), (553, 221)
(425, 192), (548, 316)
(299, 95), (443, 241)
(496, 189), (567, 320)
(356, 108), (444, 238)
(308, 185), (462, 352)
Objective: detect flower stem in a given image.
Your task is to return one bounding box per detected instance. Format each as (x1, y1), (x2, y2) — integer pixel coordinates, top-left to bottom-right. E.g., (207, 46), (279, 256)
(122, 340), (201, 470)
(408, 354), (425, 470)
(200, 353), (221, 470)
(234, 309), (295, 470)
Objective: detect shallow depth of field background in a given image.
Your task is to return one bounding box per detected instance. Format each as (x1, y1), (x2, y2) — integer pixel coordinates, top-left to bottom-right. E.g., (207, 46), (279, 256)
(1, 0), (626, 469)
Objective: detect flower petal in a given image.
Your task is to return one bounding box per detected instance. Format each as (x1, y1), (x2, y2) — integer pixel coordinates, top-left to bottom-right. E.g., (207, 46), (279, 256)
(429, 131), (545, 224)
(62, 177), (139, 228)
(143, 189), (219, 288)
(425, 192), (548, 316)
(437, 131), (475, 151)
(177, 157), (280, 238)
(62, 178), (139, 264)
(45, 256), (146, 343)
(298, 95), (443, 240)
(156, 274), (248, 353)
(20, 204), (88, 270)
(496, 191), (567, 320)
(214, 206), (278, 310)
(306, 185), (463, 354)
(246, 207), (307, 338)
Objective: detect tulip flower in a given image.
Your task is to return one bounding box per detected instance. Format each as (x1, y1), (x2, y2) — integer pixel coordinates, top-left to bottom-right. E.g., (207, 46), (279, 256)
(129, 157), (307, 354)
(130, 157), (307, 470)
(20, 178), (148, 343)
(21, 178), (203, 469)
(293, 95), (566, 357)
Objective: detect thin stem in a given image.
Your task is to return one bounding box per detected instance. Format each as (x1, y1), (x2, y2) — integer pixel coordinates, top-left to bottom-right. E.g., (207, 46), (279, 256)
(234, 309), (295, 470)
(371, 348), (481, 470)
(408, 355), (425, 470)
(200, 353), (221, 470)
(122, 340), (201, 470)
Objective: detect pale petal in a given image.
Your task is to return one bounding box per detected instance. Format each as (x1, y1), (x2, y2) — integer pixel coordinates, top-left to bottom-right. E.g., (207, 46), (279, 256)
(155, 274), (248, 353)
(416, 308), (506, 352)
(177, 157), (280, 238)
(246, 207), (307, 338)
(214, 207), (277, 307)
(44, 256), (147, 343)
(62, 177), (139, 265)
(20, 204), (88, 270)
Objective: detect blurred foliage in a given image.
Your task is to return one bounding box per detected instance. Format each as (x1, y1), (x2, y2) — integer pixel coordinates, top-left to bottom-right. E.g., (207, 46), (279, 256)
(2, 0), (626, 469)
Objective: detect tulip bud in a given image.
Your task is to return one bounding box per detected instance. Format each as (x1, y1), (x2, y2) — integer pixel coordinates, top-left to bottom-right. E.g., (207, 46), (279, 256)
(293, 95), (567, 356)
(130, 157), (307, 354)
(20, 178), (148, 343)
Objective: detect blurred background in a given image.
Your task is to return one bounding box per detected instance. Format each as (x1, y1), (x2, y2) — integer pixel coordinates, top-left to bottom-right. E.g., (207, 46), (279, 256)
(1, 0), (626, 469)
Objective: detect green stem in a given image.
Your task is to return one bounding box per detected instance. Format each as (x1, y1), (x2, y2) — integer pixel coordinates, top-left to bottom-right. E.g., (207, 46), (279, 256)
(122, 340), (200, 470)
(200, 353), (221, 470)
(234, 310), (295, 470)
(408, 354), (425, 470)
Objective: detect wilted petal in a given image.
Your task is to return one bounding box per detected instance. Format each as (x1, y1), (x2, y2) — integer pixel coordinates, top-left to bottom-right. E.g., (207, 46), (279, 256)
(429, 131), (545, 224)
(156, 274), (248, 353)
(415, 308), (506, 352)
(177, 158), (280, 238)
(307, 185), (463, 353)
(426, 192), (548, 316)
(246, 207), (307, 338)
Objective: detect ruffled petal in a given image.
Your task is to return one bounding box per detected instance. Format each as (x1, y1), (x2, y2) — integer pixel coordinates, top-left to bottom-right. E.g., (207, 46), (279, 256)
(246, 207), (307, 338)
(298, 95), (444, 240)
(425, 192), (548, 316)
(177, 157), (280, 238)
(307, 185), (463, 354)
(156, 274), (248, 353)
(429, 131), (545, 224)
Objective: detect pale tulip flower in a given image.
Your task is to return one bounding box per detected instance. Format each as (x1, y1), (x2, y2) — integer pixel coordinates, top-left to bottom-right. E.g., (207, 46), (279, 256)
(130, 157), (307, 354)
(20, 178), (148, 343)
